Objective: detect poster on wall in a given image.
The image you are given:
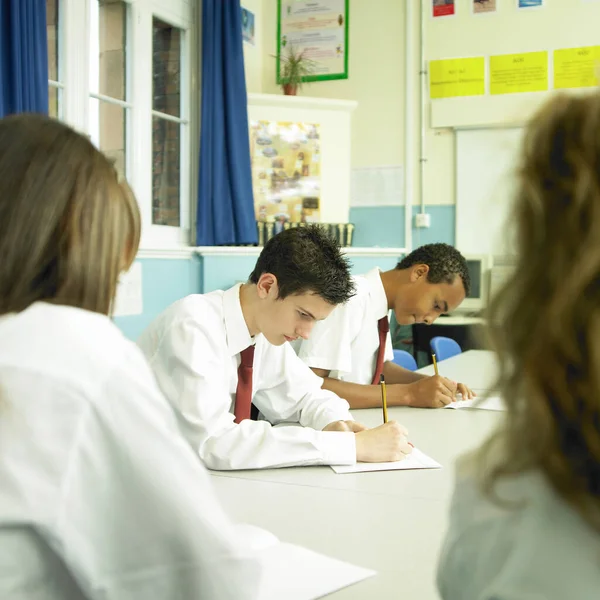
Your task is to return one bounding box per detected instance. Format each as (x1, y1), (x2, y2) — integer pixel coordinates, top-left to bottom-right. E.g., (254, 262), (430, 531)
(490, 51), (548, 94)
(277, 0), (349, 82)
(433, 0), (456, 17)
(429, 57), (485, 98)
(472, 0), (497, 14)
(554, 46), (600, 89)
(249, 121), (321, 231)
(517, 0), (543, 8)
(241, 7), (255, 45)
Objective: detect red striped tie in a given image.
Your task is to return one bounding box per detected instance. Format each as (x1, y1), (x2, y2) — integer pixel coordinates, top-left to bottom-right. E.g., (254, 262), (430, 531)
(371, 316), (390, 385)
(234, 345), (255, 423)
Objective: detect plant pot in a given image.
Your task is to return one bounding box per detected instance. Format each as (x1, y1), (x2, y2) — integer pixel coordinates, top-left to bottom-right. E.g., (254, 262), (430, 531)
(282, 83), (298, 96)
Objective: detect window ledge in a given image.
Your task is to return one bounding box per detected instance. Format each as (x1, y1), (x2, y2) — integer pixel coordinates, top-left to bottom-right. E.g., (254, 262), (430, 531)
(136, 246), (407, 260)
(194, 246), (406, 258)
(137, 247), (198, 260)
(248, 93), (358, 112)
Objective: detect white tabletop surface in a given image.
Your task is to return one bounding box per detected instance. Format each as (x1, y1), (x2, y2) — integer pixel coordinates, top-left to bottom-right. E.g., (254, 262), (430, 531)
(418, 349), (498, 391)
(210, 350), (502, 599)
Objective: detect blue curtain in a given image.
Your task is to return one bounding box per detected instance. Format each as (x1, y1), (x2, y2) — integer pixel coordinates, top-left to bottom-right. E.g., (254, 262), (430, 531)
(0, 0), (49, 117)
(196, 0), (257, 246)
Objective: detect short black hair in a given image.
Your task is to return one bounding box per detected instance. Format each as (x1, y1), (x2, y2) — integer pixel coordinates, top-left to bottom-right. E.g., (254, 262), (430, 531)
(249, 225), (355, 305)
(396, 243), (471, 295)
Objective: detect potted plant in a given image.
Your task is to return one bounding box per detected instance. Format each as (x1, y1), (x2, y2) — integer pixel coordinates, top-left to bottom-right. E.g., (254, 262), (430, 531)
(277, 45), (317, 96)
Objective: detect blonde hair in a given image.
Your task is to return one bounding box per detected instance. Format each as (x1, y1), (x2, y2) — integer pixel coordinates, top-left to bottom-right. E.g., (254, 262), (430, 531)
(481, 92), (600, 528)
(0, 114), (140, 316)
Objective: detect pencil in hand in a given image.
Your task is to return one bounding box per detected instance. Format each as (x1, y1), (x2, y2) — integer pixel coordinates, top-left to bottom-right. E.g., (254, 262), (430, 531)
(432, 353), (439, 376)
(380, 373), (388, 424)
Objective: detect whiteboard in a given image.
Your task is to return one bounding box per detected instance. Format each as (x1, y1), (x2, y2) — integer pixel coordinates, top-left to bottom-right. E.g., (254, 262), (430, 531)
(455, 127), (524, 258)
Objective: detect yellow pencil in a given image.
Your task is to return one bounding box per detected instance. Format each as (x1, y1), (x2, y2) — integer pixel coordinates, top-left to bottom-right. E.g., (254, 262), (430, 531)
(380, 373), (388, 424)
(432, 353), (439, 376)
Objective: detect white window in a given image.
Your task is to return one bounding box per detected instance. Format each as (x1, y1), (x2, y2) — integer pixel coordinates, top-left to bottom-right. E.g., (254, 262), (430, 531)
(152, 17), (184, 229)
(49, 0), (196, 249)
(143, 6), (192, 247)
(47, 0), (63, 118)
(89, 0), (130, 180)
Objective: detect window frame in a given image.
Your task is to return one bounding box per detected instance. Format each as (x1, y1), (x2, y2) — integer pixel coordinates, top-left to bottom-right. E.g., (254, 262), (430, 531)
(88, 0), (132, 181)
(148, 7), (191, 245)
(52, 0), (197, 250)
(47, 0), (64, 119)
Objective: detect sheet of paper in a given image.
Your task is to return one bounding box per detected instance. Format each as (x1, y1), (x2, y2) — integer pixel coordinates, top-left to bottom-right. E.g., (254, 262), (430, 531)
(444, 395), (505, 411)
(257, 542), (375, 600)
(331, 447), (441, 474)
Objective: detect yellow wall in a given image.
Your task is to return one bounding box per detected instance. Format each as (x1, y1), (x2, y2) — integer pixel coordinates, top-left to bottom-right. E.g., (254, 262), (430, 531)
(242, 0), (265, 93)
(261, 0), (405, 170)
(423, 0), (600, 206)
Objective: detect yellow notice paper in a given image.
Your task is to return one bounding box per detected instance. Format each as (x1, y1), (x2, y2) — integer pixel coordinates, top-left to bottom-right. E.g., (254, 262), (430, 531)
(429, 57), (485, 99)
(554, 46), (600, 89)
(490, 51), (548, 95)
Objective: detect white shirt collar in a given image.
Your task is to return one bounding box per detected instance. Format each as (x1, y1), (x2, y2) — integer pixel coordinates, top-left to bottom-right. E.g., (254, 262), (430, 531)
(222, 284), (254, 357)
(364, 268), (389, 320)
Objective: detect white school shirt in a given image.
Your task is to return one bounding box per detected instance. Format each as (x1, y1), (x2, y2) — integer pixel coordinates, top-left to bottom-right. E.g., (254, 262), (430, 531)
(292, 268), (394, 385)
(437, 457), (600, 600)
(137, 284), (356, 471)
(0, 302), (268, 599)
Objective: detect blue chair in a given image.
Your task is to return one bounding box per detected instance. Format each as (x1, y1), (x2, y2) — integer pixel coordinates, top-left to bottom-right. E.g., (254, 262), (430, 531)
(430, 336), (462, 362)
(392, 349), (418, 371)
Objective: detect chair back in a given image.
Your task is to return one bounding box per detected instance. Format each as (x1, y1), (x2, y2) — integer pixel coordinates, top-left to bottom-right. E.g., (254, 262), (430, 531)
(392, 349), (418, 371)
(430, 336), (462, 362)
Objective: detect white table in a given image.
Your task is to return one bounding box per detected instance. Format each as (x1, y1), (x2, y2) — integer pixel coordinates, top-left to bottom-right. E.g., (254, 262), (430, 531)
(418, 349), (498, 391)
(210, 350), (501, 599)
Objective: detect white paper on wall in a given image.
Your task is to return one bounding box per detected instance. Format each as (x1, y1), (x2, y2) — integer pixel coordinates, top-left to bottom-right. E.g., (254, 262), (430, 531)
(350, 165), (404, 207)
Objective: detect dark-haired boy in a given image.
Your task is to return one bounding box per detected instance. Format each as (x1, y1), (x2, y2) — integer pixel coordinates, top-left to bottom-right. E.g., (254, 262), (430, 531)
(138, 226), (411, 470)
(293, 243), (476, 409)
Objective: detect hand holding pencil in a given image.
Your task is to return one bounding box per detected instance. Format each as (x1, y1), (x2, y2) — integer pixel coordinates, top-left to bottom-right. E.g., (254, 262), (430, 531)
(351, 373), (413, 463)
(355, 421), (413, 463)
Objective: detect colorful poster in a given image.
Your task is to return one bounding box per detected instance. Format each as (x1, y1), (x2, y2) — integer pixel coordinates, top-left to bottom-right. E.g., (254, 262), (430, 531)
(490, 51), (548, 94)
(429, 57), (485, 99)
(473, 0), (497, 14)
(517, 0), (543, 7)
(241, 7), (255, 45)
(433, 0), (456, 17)
(250, 121), (321, 230)
(554, 46), (600, 89)
(277, 0), (348, 82)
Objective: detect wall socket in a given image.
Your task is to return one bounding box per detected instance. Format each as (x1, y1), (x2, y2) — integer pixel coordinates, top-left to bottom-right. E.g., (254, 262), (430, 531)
(415, 213), (431, 228)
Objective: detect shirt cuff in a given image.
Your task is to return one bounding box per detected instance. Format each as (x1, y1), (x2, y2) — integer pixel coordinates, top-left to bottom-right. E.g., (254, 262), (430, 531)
(298, 355), (352, 374)
(310, 406), (353, 432)
(316, 431), (356, 465)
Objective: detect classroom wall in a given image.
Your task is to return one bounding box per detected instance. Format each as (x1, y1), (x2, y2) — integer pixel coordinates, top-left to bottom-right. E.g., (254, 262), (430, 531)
(423, 0), (600, 208)
(113, 257), (202, 341)
(114, 253), (405, 340)
(254, 0), (600, 250)
(261, 0), (405, 171)
(242, 0), (265, 93)
(259, 0), (416, 248)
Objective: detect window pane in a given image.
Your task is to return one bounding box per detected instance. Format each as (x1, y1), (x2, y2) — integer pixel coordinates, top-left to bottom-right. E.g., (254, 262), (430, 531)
(46, 0), (59, 81)
(89, 97), (127, 180)
(90, 0), (126, 100)
(152, 18), (181, 118)
(49, 86), (59, 118)
(152, 117), (180, 226)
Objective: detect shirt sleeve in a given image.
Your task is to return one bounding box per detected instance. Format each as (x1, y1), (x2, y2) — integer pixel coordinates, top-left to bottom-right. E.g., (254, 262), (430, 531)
(146, 317), (356, 471)
(254, 342), (356, 443)
(56, 344), (264, 600)
(294, 300), (355, 374)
